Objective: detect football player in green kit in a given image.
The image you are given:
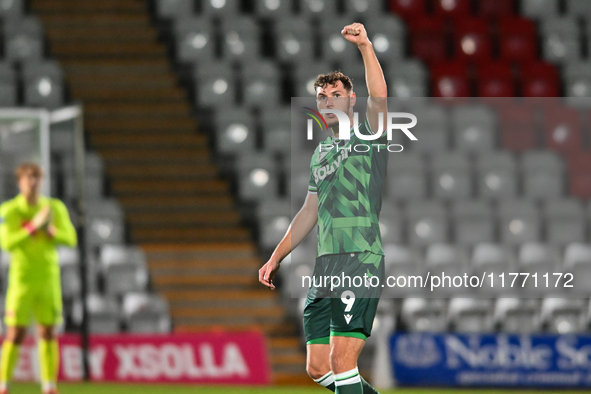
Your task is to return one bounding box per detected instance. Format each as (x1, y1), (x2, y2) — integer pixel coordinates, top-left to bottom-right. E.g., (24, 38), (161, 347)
(0, 162), (77, 394)
(259, 23), (388, 394)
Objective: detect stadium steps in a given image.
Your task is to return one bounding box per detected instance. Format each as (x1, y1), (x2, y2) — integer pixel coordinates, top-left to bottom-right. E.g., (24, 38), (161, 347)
(32, 0), (308, 384)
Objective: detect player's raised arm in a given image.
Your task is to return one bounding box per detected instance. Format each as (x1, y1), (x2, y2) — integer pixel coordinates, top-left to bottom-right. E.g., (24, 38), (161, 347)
(258, 192), (318, 290)
(342, 23), (388, 135)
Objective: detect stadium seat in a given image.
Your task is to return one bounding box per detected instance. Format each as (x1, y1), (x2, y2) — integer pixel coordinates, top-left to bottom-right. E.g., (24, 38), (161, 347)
(542, 106), (583, 154)
(122, 293), (171, 333)
(0, 0), (23, 19)
(220, 17), (261, 61)
(401, 298), (448, 332)
(59, 248), (81, 299)
(406, 200), (448, 245)
(4, 16), (44, 63)
(540, 17), (581, 63)
(448, 298), (495, 333)
(564, 61), (591, 98)
(213, 108), (256, 155)
(567, 152), (591, 199)
(425, 243), (469, 295)
(452, 200), (495, 245)
(174, 17), (215, 64)
(386, 59), (429, 97)
(195, 62), (237, 107)
(471, 243), (516, 295)
(541, 298), (588, 333)
(518, 242), (561, 295)
(368, 16), (406, 64)
(261, 106), (291, 154)
(254, 0), (293, 16)
(236, 154), (279, 201)
(241, 61), (281, 107)
(408, 17), (448, 64)
(521, 150), (564, 199)
(478, 0), (515, 17)
(156, 0), (194, 19)
(498, 105), (538, 152)
(476, 152), (517, 199)
(62, 152), (105, 202)
(0, 62), (17, 106)
(433, 0), (471, 18)
(543, 199), (586, 245)
(100, 245), (149, 296)
(343, 0), (386, 16)
(451, 105), (497, 151)
(522, 0), (559, 18)
(293, 61), (332, 97)
(257, 199), (291, 250)
(386, 153), (427, 201)
(379, 202), (404, 245)
(476, 62), (515, 97)
(85, 294), (121, 333)
(407, 106), (449, 152)
(498, 17), (538, 62)
(382, 244), (424, 287)
(274, 17), (315, 64)
(498, 199), (541, 245)
(299, 0), (338, 15)
(520, 62), (561, 97)
(22, 61), (65, 108)
(566, 0), (591, 17)
(431, 152), (472, 200)
(453, 18), (493, 62)
(85, 199), (125, 251)
(431, 62), (470, 98)
(201, 0), (241, 15)
(388, 0), (426, 19)
(563, 243), (591, 296)
(319, 17), (360, 63)
(494, 298), (542, 333)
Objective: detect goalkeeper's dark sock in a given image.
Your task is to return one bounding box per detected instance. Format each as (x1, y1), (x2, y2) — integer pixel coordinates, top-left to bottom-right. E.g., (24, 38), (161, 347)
(334, 368), (363, 394)
(360, 376), (380, 394)
(313, 371), (335, 392)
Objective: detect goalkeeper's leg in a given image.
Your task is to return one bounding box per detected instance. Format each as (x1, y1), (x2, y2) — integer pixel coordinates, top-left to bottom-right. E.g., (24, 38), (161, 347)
(38, 325), (59, 394)
(0, 326), (27, 393)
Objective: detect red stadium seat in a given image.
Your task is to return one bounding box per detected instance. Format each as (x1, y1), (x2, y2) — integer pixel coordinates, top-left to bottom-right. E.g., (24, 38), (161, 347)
(433, 0), (471, 18)
(409, 17), (449, 63)
(498, 17), (537, 62)
(478, 0), (515, 18)
(476, 62), (515, 97)
(389, 0), (426, 19)
(453, 18), (493, 62)
(520, 62), (561, 97)
(543, 107), (583, 154)
(568, 153), (591, 199)
(431, 62), (471, 97)
(498, 106), (538, 152)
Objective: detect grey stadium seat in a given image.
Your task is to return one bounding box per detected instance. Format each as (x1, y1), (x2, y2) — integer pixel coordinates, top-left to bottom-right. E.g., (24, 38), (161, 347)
(406, 200), (448, 245)
(123, 293), (171, 333)
(274, 17), (315, 64)
(448, 298), (495, 333)
(241, 61), (281, 107)
(522, 0), (559, 18)
(431, 152), (472, 200)
(379, 201), (404, 244)
(540, 18), (581, 63)
(84, 294), (121, 333)
(518, 242), (562, 295)
(476, 152), (517, 199)
(319, 17), (360, 63)
(85, 199), (125, 251)
(299, 0), (338, 16)
(452, 200), (495, 245)
(257, 199), (290, 250)
(521, 150), (564, 199)
(343, 0), (387, 16)
(386, 153), (427, 201)
(498, 199), (541, 245)
(387, 60), (428, 98)
(293, 61), (332, 97)
(401, 298), (448, 332)
(541, 297), (588, 334)
(237, 154), (279, 201)
(0, 0), (23, 19)
(408, 106), (449, 152)
(382, 244), (424, 297)
(220, 17), (261, 61)
(566, 0), (591, 17)
(100, 244), (149, 296)
(543, 199), (586, 245)
(201, 0), (240, 15)
(563, 243), (591, 296)
(214, 108), (256, 155)
(494, 298), (542, 333)
(471, 243), (516, 295)
(425, 243), (469, 296)
(195, 61), (236, 107)
(22, 61), (64, 108)
(62, 152), (105, 202)
(175, 17), (215, 64)
(4, 16), (44, 63)
(0, 62), (17, 106)
(156, 0), (194, 19)
(254, 0), (294, 17)
(59, 248), (81, 299)
(368, 16), (406, 64)
(564, 61), (591, 98)
(261, 106), (291, 154)
(451, 105), (497, 152)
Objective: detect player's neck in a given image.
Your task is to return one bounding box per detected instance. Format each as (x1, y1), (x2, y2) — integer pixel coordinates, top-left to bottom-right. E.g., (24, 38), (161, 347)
(329, 117), (355, 139)
(23, 193), (39, 206)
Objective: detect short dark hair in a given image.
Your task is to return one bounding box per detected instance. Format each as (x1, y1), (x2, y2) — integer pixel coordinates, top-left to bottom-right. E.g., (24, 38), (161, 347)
(15, 162), (43, 180)
(314, 71), (353, 94)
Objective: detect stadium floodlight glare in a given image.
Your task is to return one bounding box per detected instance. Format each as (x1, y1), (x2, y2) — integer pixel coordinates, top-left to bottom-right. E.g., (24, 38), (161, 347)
(190, 34), (207, 49)
(37, 77), (52, 96)
(226, 123), (248, 143)
(461, 36), (477, 55)
(306, 0), (325, 12)
(351, 0), (370, 12)
(330, 35), (346, 52)
(210, 0), (226, 8)
(226, 32), (245, 55)
(283, 37), (300, 55)
(439, 174), (455, 191)
(373, 34), (389, 52)
(92, 219), (114, 240)
(509, 219), (524, 235)
(250, 169), (270, 187)
(272, 216), (289, 232)
(485, 174), (502, 190)
(415, 221), (432, 238)
(212, 79), (228, 95)
(265, 0), (280, 10)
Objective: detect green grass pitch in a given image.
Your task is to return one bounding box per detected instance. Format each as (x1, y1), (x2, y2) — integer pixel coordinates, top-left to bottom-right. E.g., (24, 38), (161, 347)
(7, 383), (588, 394)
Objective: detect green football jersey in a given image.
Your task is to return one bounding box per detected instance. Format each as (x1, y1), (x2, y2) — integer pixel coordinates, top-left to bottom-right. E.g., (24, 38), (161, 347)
(308, 118), (388, 257)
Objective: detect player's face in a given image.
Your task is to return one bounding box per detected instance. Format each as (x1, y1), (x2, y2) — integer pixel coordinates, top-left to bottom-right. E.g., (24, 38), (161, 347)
(18, 170), (42, 198)
(316, 81), (354, 128)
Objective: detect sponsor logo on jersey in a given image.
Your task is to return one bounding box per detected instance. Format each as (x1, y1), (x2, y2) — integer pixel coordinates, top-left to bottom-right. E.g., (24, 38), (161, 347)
(344, 314), (353, 324)
(313, 148), (348, 184)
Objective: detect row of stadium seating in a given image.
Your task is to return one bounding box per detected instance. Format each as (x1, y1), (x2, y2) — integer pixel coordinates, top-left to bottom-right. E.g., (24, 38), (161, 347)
(0, 60), (65, 108)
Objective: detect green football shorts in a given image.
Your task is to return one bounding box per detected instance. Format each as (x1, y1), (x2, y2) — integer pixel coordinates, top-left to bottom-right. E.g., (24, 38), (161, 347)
(4, 273), (63, 327)
(303, 251), (384, 345)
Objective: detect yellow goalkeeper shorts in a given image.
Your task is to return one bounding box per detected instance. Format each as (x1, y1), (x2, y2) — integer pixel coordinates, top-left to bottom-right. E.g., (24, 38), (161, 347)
(4, 275), (63, 327)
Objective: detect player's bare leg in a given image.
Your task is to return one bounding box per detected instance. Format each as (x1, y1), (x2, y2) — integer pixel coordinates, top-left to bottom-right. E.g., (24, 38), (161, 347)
(0, 326), (27, 394)
(37, 325), (59, 394)
(330, 336), (379, 394)
(307, 344), (334, 390)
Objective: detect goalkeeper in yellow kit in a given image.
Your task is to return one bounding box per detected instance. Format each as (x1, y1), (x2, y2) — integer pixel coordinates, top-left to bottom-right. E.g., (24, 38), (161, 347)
(0, 162), (77, 394)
